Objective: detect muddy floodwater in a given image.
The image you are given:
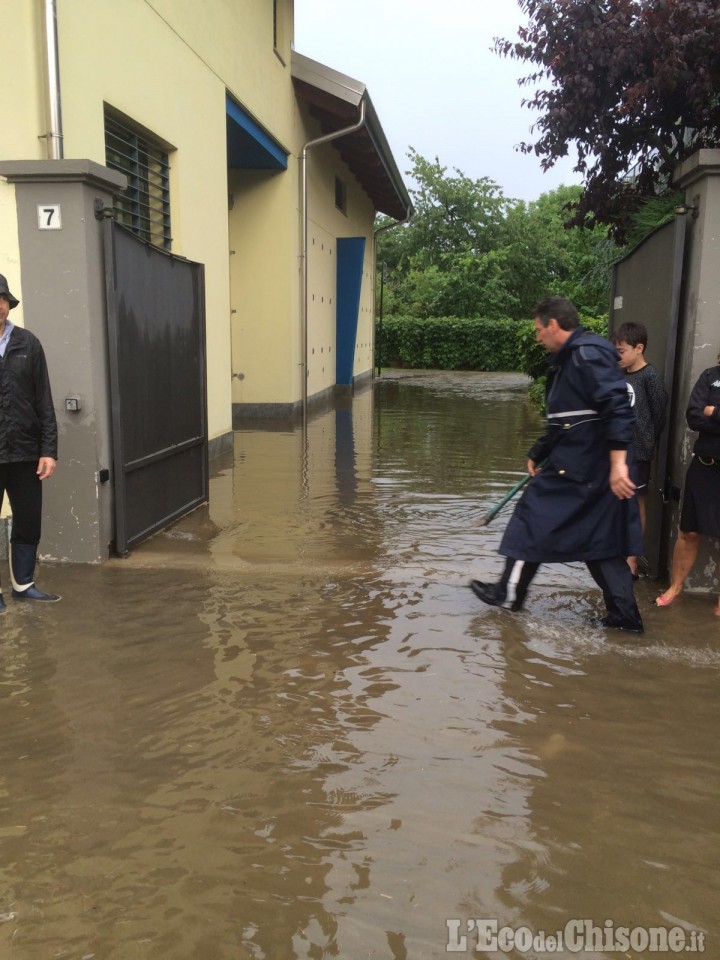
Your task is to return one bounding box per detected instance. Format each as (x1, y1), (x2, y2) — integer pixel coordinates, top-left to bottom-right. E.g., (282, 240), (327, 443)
(0, 371), (718, 960)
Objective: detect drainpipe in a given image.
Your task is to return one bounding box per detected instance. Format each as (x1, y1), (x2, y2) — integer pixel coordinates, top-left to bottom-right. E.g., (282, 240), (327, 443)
(42, 0), (64, 159)
(372, 213), (411, 378)
(299, 98), (366, 429)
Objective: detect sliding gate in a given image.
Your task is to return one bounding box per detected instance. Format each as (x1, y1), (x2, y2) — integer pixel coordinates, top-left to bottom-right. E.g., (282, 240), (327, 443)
(104, 221), (208, 555)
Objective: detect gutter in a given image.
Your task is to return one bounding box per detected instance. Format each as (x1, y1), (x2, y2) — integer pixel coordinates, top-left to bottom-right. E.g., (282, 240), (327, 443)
(299, 97), (367, 429)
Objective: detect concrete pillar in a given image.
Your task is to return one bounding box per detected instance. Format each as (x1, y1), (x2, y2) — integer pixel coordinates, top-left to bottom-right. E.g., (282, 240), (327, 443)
(668, 149), (720, 593)
(0, 160), (126, 563)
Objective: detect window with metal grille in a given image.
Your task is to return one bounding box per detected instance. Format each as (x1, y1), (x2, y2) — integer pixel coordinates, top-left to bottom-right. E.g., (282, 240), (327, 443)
(104, 112), (172, 249)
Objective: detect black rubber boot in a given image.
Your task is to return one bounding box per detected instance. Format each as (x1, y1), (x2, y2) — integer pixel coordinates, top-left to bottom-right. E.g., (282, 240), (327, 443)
(470, 558), (539, 612)
(599, 614), (644, 633)
(10, 543), (61, 602)
(470, 579), (509, 607)
(0, 592), (5, 613)
(586, 558), (643, 633)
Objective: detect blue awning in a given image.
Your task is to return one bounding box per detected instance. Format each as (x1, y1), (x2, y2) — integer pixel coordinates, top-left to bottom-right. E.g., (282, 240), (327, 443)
(226, 95), (287, 171)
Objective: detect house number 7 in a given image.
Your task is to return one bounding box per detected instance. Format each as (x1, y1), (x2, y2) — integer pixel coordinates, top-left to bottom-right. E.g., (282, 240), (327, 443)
(37, 204), (62, 229)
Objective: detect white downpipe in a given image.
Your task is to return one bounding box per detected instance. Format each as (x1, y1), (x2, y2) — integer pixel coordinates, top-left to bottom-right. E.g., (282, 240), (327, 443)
(299, 98), (366, 429)
(43, 0), (64, 159)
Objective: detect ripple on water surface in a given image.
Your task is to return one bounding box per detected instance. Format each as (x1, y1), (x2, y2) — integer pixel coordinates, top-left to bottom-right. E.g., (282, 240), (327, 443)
(0, 371), (716, 958)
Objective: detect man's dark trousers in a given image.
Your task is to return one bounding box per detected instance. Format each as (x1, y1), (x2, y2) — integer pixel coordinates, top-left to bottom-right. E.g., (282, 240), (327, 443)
(0, 461), (43, 544)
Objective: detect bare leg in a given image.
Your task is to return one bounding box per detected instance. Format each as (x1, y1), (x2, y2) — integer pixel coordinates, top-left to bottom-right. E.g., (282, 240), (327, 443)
(626, 497), (646, 577)
(657, 531), (702, 603)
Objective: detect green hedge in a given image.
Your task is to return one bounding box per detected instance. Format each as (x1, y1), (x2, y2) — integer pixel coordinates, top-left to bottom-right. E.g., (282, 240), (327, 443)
(376, 315), (519, 371)
(376, 313), (609, 374)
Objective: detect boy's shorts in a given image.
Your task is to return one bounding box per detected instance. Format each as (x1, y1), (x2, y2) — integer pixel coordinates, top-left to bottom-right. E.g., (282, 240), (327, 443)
(631, 460), (651, 494)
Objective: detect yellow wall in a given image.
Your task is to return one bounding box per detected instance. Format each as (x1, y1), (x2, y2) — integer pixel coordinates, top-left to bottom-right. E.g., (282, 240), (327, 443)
(0, 1), (45, 309)
(228, 166), (299, 405)
(56, 0), (235, 442)
(0, 1), (47, 162)
(2, 0), (386, 424)
(147, 0), (296, 142)
(229, 101), (379, 409)
(303, 127), (377, 399)
(355, 242), (376, 379)
(1, 0), (302, 438)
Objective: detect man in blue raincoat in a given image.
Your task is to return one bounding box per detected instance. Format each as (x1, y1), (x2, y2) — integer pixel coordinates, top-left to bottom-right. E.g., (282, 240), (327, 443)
(471, 295), (644, 632)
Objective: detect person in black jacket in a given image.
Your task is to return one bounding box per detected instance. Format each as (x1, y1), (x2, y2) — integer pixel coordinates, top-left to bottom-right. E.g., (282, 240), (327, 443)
(0, 274), (60, 610)
(470, 295), (644, 632)
(609, 321), (669, 578)
(656, 356), (720, 615)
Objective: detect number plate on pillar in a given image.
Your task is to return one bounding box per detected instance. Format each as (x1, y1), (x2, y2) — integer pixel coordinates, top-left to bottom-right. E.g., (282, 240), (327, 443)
(37, 204), (62, 229)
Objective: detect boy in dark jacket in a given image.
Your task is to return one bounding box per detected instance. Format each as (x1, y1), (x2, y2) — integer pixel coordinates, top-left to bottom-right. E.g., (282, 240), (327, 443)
(0, 273), (60, 610)
(610, 322), (669, 577)
(470, 296), (643, 632)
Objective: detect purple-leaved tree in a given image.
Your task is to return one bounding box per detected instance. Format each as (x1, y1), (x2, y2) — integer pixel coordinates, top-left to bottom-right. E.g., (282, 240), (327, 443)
(496, 0), (720, 240)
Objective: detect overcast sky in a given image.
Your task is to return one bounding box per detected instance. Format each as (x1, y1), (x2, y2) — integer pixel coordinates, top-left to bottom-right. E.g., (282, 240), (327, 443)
(294, 0), (581, 203)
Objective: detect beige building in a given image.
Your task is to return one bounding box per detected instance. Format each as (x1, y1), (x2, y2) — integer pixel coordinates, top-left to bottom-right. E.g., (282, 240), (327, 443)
(0, 0), (411, 562)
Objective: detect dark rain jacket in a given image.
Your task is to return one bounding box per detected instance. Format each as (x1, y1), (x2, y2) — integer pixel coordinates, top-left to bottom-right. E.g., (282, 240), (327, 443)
(686, 364), (720, 459)
(0, 326), (58, 463)
(500, 326), (643, 563)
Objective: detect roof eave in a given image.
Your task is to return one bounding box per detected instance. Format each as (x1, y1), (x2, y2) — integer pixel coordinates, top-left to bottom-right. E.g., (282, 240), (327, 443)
(292, 51), (413, 221)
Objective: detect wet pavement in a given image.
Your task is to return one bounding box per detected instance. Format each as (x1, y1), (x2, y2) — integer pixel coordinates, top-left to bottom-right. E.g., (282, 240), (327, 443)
(0, 371), (717, 959)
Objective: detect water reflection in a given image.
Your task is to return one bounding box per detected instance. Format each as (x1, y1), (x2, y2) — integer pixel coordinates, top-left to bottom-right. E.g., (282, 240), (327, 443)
(0, 371), (716, 958)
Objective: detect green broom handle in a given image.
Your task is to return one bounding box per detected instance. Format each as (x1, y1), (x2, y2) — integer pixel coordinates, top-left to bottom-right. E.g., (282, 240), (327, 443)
(477, 460), (546, 527)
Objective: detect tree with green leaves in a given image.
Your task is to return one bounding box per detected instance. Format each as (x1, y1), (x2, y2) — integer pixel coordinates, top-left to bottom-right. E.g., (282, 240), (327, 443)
(377, 151), (615, 320)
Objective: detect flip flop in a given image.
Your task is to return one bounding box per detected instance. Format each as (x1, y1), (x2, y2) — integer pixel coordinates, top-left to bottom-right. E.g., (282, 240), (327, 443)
(655, 594), (676, 607)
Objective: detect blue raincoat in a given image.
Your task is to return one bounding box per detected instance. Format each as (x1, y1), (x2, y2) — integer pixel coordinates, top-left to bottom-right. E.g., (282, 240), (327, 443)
(500, 327), (643, 563)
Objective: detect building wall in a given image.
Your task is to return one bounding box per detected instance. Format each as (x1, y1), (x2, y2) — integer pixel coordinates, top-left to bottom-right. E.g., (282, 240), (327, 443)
(672, 151), (720, 594)
(2, 0), (388, 441)
(304, 134), (377, 399)
(1, 0), (303, 444)
(57, 0), (232, 445)
(228, 167), (298, 407)
(355, 239), (376, 380)
(0, 0), (41, 306)
(229, 104), (379, 414)
(0, 2), (47, 163)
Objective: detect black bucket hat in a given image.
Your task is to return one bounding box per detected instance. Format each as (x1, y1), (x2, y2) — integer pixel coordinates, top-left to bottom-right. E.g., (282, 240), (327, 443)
(0, 274), (19, 309)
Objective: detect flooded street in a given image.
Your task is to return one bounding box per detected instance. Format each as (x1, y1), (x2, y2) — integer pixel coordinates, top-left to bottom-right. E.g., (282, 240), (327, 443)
(0, 371), (718, 959)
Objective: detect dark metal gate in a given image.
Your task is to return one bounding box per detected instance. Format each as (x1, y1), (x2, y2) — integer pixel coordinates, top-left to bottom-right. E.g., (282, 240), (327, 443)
(103, 221), (208, 555)
(610, 216), (687, 577)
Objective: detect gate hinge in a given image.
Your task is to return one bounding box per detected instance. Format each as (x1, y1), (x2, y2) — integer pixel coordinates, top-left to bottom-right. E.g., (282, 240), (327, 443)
(94, 198), (115, 220)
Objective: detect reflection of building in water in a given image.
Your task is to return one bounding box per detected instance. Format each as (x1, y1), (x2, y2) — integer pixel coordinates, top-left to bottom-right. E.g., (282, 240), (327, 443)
(208, 386), (378, 566)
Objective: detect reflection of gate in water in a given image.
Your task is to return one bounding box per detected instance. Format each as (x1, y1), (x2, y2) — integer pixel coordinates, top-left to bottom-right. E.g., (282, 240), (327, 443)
(610, 217), (686, 577)
(103, 221), (208, 555)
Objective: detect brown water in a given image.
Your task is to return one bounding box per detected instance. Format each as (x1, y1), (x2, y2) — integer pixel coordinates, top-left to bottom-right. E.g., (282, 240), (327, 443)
(0, 371), (717, 960)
